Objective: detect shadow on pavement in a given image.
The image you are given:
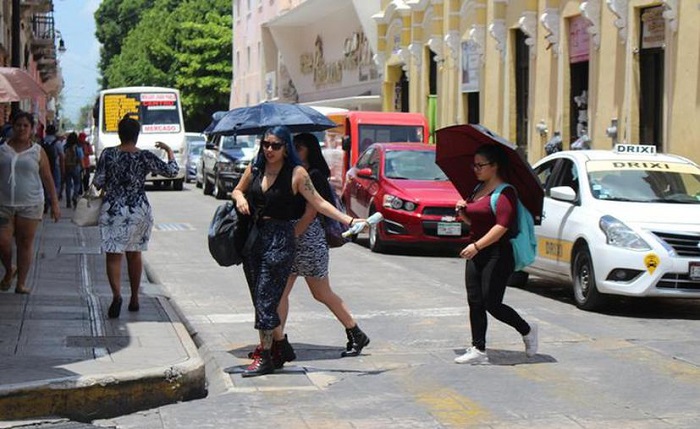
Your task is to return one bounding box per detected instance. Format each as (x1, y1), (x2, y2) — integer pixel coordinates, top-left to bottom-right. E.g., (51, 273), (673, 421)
(352, 237), (462, 258)
(229, 343), (352, 362)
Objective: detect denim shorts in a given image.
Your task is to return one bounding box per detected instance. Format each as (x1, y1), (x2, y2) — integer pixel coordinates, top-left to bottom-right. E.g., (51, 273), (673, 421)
(0, 204), (45, 224)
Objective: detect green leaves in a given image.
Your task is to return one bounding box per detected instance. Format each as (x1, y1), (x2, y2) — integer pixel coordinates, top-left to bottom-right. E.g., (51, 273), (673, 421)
(95, 0), (232, 130)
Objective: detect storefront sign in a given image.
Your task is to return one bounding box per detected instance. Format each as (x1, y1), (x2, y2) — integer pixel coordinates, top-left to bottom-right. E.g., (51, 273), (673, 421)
(641, 6), (665, 49)
(300, 31), (377, 88)
(569, 16), (590, 64)
(461, 41), (480, 93)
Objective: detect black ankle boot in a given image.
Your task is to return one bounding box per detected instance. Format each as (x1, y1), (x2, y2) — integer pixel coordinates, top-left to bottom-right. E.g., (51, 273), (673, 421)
(341, 325), (370, 357)
(272, 334), (296, 369)
(242, 349), (274, 377)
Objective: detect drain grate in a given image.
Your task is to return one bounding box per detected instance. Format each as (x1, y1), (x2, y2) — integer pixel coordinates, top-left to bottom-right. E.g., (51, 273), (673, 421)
(153, 223), (194, 232)
(66, 336), (130, 348)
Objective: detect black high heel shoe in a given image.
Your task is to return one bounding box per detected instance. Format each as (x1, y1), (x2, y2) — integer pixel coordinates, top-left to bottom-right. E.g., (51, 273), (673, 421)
(108, 297), (123, 319)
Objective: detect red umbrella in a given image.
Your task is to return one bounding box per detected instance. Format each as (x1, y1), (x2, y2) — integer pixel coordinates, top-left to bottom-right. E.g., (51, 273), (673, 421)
(435, 124), (544, 225)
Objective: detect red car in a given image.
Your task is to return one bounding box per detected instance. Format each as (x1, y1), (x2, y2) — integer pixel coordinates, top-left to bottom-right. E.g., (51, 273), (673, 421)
(342, 143), (470, 252)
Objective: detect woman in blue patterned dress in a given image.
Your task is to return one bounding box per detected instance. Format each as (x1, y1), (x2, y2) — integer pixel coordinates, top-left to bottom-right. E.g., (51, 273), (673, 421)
(232, 126), (366, 377)
(93, 116), (178, 319)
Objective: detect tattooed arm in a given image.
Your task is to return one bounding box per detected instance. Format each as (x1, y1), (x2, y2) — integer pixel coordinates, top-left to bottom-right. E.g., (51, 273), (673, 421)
(293, 166), (364, 226)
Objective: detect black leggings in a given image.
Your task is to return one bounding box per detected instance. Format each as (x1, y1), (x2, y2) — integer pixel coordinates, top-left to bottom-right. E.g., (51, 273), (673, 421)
(465, 241), (530, 351)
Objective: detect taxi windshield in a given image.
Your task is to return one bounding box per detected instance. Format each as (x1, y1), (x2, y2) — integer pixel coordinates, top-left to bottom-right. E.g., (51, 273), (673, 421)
(587, 161), (700, 204)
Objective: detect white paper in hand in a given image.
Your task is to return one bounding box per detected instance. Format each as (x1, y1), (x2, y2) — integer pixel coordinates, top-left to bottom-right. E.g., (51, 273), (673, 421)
(342, 212), (384, 238)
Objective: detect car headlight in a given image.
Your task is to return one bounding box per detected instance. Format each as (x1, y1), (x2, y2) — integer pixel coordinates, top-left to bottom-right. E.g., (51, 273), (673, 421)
(216, 155), (235, 172)
(599, 215), (651, 250)
(383, 194), (417, 212)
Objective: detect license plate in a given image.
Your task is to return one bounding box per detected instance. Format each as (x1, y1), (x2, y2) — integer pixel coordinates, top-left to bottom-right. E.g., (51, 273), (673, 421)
(690, 262), (700, 281)
(437, 222), (461, 236)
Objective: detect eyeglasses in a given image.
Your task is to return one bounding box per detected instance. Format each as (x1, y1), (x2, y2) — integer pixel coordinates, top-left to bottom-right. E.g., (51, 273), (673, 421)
(262, 140), (284, 151)
(472, 161), (494, 170)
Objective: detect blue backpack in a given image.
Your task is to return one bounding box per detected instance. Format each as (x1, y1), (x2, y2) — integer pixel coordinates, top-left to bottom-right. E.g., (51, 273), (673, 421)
(490, 184), (537, 271)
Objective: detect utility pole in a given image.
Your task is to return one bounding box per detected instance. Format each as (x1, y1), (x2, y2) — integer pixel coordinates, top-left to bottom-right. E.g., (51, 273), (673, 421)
(11, 0), (21, 114)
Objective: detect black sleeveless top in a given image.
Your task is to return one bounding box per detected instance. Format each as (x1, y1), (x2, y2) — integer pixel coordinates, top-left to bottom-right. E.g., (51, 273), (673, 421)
(292, 168), (332, 218)
(247, 163), (297, 220)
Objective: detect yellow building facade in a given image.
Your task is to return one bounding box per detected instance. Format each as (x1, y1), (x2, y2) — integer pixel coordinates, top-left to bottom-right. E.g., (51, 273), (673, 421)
(374, 0), (698, 163)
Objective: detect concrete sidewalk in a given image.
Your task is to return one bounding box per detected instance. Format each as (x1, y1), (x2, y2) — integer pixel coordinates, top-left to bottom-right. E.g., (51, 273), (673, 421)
(0, 212), (205, 422)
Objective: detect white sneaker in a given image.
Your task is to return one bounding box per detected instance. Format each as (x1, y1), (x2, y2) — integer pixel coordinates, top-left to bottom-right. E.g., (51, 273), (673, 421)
(523, 323), (538, 357)
(454, 347), (489, 364)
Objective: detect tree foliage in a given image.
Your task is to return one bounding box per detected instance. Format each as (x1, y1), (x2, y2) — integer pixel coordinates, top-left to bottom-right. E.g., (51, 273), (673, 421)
(95, 0), (232, 131)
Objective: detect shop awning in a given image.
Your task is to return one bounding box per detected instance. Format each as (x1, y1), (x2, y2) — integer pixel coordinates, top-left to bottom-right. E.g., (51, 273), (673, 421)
(301, 95), (381, 111)
(266, 0), (378, 53)
(0, 67), (46, 102)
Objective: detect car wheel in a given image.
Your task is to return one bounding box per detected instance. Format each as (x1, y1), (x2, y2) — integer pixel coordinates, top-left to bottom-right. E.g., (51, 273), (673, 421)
(572, 245), (606, 311)
(214, 175), (228, 200)
(173, 179), (184, 191)
(203, 174), (214, 196)
(368, 208), (386, 253)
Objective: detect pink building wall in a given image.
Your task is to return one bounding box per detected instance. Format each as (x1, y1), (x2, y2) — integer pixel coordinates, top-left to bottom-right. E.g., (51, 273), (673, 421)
(231, 0), (304, 108)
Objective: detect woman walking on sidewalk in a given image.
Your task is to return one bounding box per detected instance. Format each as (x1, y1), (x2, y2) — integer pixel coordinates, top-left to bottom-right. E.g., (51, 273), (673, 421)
(62, 132), (84, 208)
(0, 112), (60, 294)
(93, 116), (178, 319)
(453, 144), (537, 364)
(232, 126), (365, 377)
(270, 133), (369, 368)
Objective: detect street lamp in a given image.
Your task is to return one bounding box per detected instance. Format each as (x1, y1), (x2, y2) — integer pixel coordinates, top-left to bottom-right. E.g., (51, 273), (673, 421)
(56, 30), (66, 53)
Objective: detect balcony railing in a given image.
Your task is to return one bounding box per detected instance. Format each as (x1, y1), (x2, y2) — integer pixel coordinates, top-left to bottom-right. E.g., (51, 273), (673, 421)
(31, 13), (55, 44)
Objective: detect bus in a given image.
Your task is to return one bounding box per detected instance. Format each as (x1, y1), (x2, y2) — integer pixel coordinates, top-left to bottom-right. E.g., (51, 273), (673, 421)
(93, 86), (188, 190)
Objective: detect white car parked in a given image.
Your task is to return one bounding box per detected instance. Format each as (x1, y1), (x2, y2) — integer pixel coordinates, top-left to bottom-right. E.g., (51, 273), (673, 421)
(527, 145), (700, 310)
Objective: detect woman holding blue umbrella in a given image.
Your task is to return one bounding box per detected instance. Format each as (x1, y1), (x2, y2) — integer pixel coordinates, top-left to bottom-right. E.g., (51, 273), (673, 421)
(231, 125), (365, 377)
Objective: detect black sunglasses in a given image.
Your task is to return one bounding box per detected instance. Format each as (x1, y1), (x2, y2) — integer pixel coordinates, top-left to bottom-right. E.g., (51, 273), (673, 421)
(472, 161), (494, 170)
(262, 140), (284, 151)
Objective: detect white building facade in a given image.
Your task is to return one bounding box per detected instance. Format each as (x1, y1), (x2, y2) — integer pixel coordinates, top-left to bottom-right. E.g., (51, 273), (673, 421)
(231, 0), (383, 111)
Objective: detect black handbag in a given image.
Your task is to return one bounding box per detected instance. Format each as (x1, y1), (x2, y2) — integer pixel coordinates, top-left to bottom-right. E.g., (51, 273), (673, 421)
(208, 202), (252, 266)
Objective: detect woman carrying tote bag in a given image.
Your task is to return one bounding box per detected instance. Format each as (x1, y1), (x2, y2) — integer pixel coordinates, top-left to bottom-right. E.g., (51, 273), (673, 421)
(92, 116), (178, 319)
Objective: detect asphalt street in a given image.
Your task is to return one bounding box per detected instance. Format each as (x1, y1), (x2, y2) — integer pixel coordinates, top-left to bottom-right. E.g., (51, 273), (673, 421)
(95, 185), (700, 428)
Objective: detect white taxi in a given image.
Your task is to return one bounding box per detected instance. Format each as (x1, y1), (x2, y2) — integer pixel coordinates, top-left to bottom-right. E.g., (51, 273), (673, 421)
(527, 145), (700, 310)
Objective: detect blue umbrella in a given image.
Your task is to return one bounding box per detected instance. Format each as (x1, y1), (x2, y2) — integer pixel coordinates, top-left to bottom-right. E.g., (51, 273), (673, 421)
(211, 102), (338, 136)
(203, 110), (227, 134)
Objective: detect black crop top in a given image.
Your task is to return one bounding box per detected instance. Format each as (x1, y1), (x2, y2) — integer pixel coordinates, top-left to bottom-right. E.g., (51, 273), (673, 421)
(247, 163), (297, 220)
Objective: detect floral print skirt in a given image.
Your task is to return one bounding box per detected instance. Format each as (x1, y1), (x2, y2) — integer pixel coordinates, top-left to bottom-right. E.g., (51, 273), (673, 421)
(290, 217), (329, 278)
(98, 199), (154, 253)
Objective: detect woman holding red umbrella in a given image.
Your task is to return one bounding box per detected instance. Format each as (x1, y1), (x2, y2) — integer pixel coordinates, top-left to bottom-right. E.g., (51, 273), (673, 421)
(454, 144), (538, 364)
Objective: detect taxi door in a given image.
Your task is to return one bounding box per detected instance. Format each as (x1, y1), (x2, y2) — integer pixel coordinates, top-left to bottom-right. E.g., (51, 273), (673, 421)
(541, 158), (583, 275)
(532, 159), (563, 275)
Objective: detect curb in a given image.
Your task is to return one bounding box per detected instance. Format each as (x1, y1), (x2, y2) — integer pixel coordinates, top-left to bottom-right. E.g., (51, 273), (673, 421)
(143, 259), (235, 395)
(0, 297), (206, 422)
